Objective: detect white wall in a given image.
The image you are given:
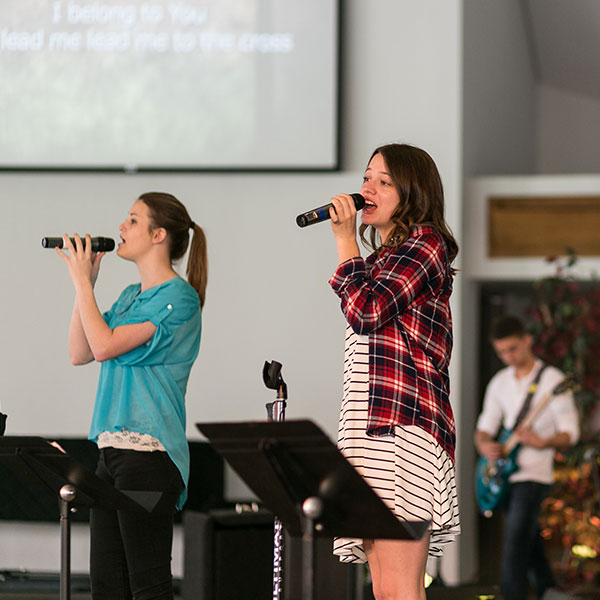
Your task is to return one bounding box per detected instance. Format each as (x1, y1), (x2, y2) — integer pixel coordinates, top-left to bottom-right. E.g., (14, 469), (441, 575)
(462, 0), (537, 178)
(536, 83), (600, 174)
(460, 1), (600, 584)
(459, 0), (538, 583)
(0, 0), (464, 583)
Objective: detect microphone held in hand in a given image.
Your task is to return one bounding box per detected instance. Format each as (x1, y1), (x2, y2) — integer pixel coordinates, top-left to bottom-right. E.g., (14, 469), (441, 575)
(296, 193), (366, 228)
(41, 236), (116, 252)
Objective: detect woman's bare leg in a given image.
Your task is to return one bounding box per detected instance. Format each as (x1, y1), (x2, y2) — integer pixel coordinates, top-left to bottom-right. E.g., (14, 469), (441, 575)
(364, 533), (430, 600)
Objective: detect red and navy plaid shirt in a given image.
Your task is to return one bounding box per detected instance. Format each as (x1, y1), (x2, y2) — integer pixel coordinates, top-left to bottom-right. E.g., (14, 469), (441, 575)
(329, 225), (456, 462)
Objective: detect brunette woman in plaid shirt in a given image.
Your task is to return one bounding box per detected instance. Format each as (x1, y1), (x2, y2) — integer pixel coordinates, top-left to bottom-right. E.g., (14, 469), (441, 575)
(329, 144), (460, 600)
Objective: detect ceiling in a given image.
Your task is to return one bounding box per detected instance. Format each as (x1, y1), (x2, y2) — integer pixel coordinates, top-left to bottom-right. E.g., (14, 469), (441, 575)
(525, 0), (600, 101)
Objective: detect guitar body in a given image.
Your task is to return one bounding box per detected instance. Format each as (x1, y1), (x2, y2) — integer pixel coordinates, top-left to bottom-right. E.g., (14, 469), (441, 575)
(476, 428), (520, 516)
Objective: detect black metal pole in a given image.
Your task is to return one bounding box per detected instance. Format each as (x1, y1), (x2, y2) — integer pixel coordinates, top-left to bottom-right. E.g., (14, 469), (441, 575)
(301, 497), (322, 600)
(59, 484), (75, 600)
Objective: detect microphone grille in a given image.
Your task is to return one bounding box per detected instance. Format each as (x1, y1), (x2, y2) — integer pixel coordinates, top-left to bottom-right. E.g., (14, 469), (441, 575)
(101, 237), (116, 252)
(350, 193), (366, 210)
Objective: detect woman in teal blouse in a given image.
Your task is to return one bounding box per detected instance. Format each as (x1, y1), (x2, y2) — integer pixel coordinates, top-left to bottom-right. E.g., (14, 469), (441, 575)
(56, 192), (207, 600)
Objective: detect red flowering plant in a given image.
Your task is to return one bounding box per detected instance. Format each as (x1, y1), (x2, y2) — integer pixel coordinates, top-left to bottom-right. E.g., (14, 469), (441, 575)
(526, 250), (600, 440)
(525, 250), (600, 592)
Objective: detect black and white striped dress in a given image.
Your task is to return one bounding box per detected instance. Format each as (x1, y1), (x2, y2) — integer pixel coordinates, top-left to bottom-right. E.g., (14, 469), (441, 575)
(333, 328), (460, 562)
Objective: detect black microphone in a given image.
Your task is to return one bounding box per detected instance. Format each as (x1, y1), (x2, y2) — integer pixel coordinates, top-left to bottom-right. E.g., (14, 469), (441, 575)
(41, 237), (116, 252)
(296, 193), (366, 228)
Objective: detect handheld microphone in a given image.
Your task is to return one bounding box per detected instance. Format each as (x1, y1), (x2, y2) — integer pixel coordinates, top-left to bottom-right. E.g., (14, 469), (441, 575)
(41, 237), (116, 252)
(296, 193), (366, 228)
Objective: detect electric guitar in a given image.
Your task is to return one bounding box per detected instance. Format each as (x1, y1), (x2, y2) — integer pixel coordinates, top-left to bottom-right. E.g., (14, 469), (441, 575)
(475, 376), (576, 517)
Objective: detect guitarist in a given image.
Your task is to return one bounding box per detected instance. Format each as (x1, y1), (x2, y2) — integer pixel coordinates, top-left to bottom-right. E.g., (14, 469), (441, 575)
(474, 315), (579, 600)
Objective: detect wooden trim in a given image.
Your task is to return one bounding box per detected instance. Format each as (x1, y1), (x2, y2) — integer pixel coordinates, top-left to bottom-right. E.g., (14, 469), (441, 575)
(488, 195), (600, 257)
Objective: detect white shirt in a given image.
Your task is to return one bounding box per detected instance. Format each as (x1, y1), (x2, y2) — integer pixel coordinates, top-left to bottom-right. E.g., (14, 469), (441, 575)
(476, 359), (579, 484)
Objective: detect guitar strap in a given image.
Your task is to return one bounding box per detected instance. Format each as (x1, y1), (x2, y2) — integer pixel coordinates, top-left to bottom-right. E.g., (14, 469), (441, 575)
(513, 363), (548, 429)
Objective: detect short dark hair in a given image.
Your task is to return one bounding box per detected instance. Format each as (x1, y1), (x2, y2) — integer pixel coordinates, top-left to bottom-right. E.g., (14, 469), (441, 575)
(490, 315), (526, 341)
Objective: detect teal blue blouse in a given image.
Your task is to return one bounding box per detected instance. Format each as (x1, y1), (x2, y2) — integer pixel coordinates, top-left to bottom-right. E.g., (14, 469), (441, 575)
(89, 276), (201, 508)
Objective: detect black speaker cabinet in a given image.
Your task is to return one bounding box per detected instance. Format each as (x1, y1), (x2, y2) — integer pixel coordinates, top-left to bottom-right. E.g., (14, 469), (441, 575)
(183, 509), (353, 600)
(183, 509), (274, 600)
(282, 531), (354, 600)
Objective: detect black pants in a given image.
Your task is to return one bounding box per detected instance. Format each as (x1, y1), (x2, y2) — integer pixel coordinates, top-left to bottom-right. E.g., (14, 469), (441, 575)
(501, 481), (555, 600)
(90, 448), (184, 600)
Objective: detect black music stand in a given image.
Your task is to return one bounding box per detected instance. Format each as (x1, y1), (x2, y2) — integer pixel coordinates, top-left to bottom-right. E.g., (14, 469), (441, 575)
(0, 437), (154, 600)
(196, 419), (430, 600)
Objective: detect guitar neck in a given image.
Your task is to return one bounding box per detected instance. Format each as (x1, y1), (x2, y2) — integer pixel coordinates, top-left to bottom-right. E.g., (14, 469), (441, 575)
(502, 388), (555, 455)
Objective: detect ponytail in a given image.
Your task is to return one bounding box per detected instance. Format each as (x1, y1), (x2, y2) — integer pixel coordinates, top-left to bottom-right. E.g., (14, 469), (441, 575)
(187, 223), (208, 308)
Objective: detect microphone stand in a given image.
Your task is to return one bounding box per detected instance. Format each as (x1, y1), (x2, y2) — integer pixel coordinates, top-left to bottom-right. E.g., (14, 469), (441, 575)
(263, 361), (288, 600)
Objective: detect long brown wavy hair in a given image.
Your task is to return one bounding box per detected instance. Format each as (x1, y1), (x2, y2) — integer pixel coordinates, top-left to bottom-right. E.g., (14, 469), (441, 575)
(359, 144), (458, 271)
(139, 192), (208, 307)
